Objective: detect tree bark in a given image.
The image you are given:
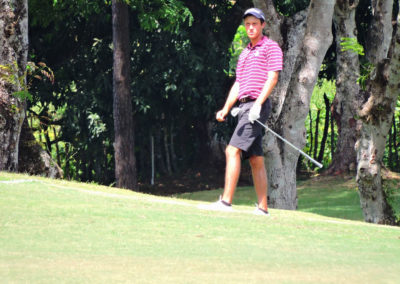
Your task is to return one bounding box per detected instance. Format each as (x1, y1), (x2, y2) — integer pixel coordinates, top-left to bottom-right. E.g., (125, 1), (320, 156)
(313, 109), (321, 160)
(169, 124), (178, 172)
(0, 0), (28, 171)
(254, 0), (335, 209)
(355, 1), (398, 225)
(163, 127), (172, 174)
(308, 110), (313, 157)
(327, 0), (361, 175)
(18, 119), (63, 178)
(112, 0), (137, 189)
(317, 94), (331, 163)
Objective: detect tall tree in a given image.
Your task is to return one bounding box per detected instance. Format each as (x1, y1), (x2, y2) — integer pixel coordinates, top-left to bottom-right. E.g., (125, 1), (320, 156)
(356, 0), (399, 224)
(0, 0), (29, 171)
(112, 0), (137, 189)
(253, 0), (336, 209)
(327, 0), (361, 175)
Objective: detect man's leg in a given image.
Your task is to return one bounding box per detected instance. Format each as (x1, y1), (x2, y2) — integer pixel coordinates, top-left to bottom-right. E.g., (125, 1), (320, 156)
(249, 155), (268, 211)
(221, 145), (241, 204)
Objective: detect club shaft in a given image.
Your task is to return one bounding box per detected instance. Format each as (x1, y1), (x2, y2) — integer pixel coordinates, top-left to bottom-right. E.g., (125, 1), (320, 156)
(255, 120), (323, 168)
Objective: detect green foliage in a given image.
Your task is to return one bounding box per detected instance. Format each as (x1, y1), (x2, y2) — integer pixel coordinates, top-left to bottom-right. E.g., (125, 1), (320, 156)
(0, 62), (31, 102)
(28, 0), (237, 184)
(384, 96), (400, 173)
(310, 78), (335, 111)
(12, 90), (33, 102)
(339, 37), (373, 90)
(303, 78), (337, 168)
(274, 0), (310, 16)
(357, 62), (374, 90)
(383, 179), (400, 223)
(87, 112), (107, 138)
(228, 25), (248, 76)
(0, 61), (53, 103)
(340, 37), (365, 56)
(133, 0), (193, 33)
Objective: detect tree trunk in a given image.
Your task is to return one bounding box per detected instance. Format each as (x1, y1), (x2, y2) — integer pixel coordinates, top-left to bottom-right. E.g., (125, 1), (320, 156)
(355, 1), (398, 225)
(317, 94), (331, 163)
(65, 143), (70, 179)
(330, 106), (335, 157)
(255, 0), (335, 209)
(112, 0), (137, 189)
(53, 127), (61, 167)
(163, 127), (172, 174)
(18, 119), (63, 178)
(150, 134), (155, 185)
(313, 109), (321, 160)
(327, 0), (360, 175)
(155, 128), (167, 175)
(308, 110), (313, 157)
(0, 0), (28, 171)
(170, 124), (178, 172)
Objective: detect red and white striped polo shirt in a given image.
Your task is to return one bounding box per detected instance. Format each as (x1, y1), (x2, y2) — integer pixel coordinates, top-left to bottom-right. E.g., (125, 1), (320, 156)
(236, 36), (283, 100)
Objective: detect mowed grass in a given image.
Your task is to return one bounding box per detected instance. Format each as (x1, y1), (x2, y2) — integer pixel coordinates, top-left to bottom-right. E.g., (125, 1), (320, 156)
(179, 174), (400, 222)
(1, 172), (400, 283)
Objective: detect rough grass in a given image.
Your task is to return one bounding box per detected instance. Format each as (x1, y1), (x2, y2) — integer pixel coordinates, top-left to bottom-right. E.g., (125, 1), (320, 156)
(1, 172), (400, 283)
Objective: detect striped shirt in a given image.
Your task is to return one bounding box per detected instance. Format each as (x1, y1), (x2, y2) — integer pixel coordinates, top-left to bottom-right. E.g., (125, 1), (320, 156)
(236, 36), (283, 100)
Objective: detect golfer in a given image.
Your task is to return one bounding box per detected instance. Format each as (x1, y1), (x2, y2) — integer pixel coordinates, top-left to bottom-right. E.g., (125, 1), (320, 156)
(200, 8), (283, 215)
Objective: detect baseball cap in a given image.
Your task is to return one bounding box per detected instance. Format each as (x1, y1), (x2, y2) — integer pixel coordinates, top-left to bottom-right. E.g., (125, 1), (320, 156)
(243, 8), (265, 22)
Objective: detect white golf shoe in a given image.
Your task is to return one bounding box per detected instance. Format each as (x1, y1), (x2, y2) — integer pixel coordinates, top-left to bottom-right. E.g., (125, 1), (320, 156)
(197, 196), (234, 212)
(253, 204), (270, 216)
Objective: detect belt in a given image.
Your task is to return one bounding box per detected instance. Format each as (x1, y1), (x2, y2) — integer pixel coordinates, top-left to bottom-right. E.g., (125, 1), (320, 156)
(239, 96), (255, 103)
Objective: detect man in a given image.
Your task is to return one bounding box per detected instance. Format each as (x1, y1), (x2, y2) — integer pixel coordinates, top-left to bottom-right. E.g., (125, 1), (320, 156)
(199, 8), (283, 215)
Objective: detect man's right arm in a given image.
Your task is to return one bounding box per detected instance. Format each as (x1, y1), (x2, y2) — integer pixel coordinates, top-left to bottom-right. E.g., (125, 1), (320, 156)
(216, 81), (239, 122)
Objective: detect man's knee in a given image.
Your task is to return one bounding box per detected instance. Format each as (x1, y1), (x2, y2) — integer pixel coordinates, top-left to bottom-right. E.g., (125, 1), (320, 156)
(225, 145), (241, 159)
(249, 155), (265, 169)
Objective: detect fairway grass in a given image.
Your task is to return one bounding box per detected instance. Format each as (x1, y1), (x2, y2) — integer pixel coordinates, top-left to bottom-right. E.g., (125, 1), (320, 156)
(1, 172), (400, 283)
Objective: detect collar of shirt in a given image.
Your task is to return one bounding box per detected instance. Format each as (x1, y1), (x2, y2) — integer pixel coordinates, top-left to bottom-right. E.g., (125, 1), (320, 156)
(247, 35), (268, 50)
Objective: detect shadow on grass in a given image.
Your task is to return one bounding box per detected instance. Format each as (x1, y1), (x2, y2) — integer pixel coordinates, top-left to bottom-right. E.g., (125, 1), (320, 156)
(178, 177), (365, 221)
(297, 186), (364, 221)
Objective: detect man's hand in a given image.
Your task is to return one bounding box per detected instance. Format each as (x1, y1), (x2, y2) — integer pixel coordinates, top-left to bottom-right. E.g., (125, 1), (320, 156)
(248, 103), (261, 123)
(216, 109), (228, 122)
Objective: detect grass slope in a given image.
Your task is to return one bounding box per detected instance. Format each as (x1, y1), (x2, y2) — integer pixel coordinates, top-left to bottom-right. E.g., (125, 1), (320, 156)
(1, 172), (400, 283)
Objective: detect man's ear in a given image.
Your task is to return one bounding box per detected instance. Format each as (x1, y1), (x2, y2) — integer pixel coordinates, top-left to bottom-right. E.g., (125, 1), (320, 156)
(261, 21), (266, 29)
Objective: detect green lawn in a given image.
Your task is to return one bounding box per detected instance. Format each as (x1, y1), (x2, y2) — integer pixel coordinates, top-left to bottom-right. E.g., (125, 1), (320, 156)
(1, 172), (400, 283)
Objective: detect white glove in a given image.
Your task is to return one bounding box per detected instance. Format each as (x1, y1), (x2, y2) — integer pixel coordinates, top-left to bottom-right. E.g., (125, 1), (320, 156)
(248, 103), (261, 124)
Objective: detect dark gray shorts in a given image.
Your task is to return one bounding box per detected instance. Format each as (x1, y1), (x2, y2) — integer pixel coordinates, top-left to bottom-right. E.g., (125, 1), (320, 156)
(229, 99), (271, 159)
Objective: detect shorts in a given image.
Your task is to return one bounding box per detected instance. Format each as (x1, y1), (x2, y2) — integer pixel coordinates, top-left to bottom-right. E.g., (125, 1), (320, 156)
(229, 99), (271, 159)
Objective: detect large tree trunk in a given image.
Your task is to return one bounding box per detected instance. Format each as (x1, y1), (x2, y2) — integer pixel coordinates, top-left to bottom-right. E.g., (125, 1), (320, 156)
(18, 119), (63, 178)
(254, 0), (335, 209)
(327, 0), (361, 175)
(0, 0), (28, 171)
(356, 2), (399, 225)
(112, 0), (137, 189)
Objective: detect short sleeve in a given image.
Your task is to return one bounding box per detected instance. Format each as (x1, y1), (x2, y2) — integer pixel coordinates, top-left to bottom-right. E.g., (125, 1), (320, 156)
(266, 42), (283, 72)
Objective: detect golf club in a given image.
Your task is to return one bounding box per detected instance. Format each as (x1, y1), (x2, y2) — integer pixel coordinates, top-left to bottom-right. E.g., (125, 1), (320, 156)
(230, 107), (323, 168)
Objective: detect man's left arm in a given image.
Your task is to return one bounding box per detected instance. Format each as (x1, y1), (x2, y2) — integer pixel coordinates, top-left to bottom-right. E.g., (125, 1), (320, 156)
(255, 71), (279, 105)
(249, 71), (280, 123)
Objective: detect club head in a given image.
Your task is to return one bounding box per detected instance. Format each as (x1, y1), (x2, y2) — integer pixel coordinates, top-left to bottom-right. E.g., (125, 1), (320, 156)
(231, 107), (241, 117)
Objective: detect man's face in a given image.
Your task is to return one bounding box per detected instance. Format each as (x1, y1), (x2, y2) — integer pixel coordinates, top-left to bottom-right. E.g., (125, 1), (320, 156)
(244, 16), (265, 41)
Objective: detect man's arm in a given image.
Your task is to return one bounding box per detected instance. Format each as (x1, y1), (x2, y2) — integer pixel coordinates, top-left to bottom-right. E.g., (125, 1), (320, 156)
(216, 81), (239, 122)
(255, 71), (279, 105)
(248, 71), (279, 123)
